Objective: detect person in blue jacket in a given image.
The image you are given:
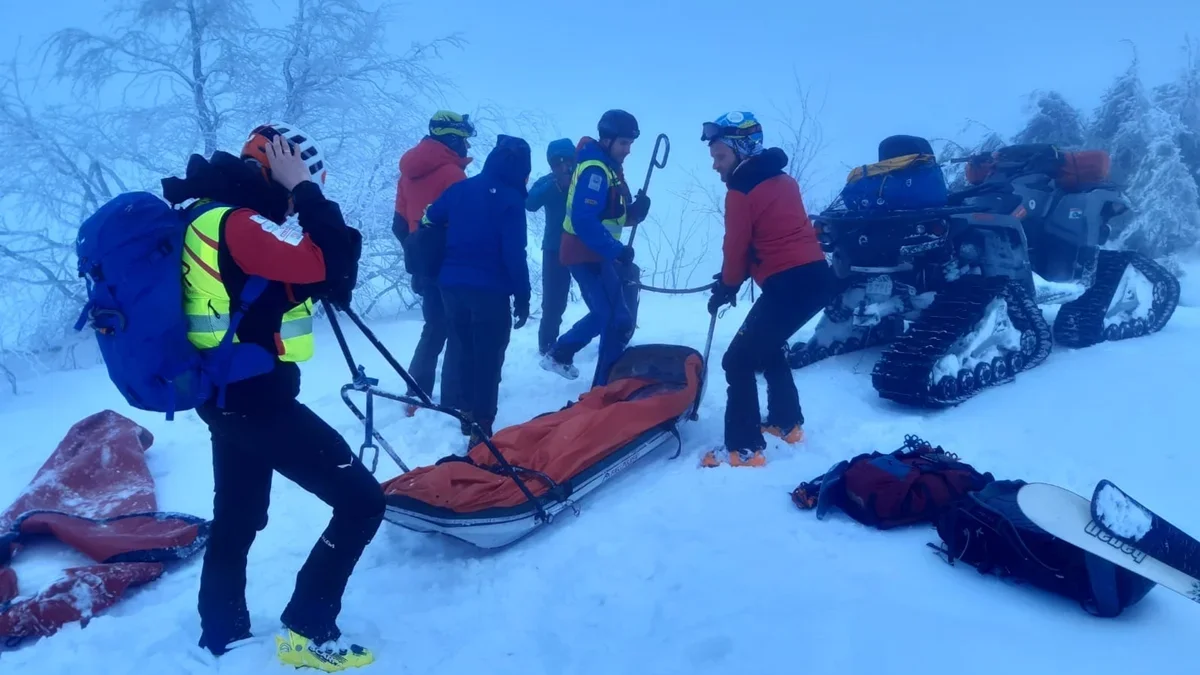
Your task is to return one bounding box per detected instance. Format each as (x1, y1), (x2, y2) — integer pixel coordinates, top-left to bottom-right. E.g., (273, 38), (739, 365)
(421, 135), (532, 446)
(541, 110), (651, 388)
(526, 138), (577, 356)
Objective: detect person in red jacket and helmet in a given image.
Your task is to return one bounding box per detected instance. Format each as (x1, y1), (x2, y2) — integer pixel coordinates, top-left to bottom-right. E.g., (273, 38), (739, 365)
(699, 111), (834, 469)
(161, 123), (381, 670)
(393, 111), (476, 415)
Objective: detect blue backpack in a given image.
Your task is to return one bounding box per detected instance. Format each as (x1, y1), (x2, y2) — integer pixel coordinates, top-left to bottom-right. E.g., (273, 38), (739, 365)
(840, 154), (949, 212)
(74, 192), (275, 419)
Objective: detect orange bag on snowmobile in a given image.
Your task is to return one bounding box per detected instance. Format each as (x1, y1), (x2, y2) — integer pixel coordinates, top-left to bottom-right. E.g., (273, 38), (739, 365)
(1057, 150), (1111, 191)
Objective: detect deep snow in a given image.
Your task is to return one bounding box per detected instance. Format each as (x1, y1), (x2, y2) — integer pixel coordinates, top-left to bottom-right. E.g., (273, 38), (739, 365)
(1, 289), (1198, 675)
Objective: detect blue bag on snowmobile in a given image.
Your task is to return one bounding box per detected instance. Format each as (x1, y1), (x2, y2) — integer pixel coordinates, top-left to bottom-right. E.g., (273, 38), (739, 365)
(74, 191), (274, 419)
(840, 153), (949, 211)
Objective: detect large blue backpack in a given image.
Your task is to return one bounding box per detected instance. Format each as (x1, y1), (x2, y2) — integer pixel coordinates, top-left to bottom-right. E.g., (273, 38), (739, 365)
(74, 192), (275, 419)
(840, 153), (949, 212)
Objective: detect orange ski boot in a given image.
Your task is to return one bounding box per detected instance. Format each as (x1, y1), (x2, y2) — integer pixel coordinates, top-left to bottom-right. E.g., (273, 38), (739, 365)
(405, 404), (419, 418)
(763, 424), (804, 444)
(700, 448), (767, 468)
(728, 449), (767, 467)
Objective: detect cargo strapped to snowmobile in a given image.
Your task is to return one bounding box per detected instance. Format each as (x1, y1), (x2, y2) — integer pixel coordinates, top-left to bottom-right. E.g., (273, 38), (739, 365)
(324, 301), (717, 539)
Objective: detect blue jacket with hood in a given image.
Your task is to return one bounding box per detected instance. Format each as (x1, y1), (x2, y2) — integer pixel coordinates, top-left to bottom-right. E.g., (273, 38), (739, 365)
(424, 135), (533, 301)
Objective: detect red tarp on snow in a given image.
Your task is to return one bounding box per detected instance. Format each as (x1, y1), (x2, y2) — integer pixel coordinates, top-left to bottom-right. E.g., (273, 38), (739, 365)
(0, 410), (209, 640)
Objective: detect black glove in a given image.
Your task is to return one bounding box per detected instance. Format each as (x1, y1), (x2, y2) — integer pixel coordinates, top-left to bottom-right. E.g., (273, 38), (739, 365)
(626, 190), (651, 224)
(708, 273), (738, 315)
(617, 244), (635, 265)
(392, 213), (410, 243)
(513, 294), (530, 329)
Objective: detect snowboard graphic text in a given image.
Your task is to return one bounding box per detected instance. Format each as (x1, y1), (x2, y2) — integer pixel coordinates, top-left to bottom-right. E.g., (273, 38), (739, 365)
(1085, 520), (1148, 563)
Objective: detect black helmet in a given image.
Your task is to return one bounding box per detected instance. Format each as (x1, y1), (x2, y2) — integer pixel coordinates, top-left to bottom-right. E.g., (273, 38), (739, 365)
(598, 109), (640, 140)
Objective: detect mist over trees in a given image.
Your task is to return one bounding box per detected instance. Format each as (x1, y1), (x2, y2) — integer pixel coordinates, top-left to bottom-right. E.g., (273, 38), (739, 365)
(0, 0), (552, 381)
(938, 40), (1200, 266)
(1, 11), (1198, 388)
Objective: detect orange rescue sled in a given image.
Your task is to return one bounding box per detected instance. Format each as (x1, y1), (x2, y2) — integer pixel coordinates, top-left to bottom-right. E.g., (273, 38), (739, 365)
(324, 305), (714, 550)
(381, 345), (703, 548)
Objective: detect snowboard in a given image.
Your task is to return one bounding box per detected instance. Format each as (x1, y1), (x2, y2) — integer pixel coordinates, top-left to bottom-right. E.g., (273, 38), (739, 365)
(1016, 482), (1200, 605)
(1089, 479), (1200, 581)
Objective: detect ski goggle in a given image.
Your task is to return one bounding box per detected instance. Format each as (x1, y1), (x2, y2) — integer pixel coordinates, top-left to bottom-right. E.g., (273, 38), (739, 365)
(701, 121), (762, 143)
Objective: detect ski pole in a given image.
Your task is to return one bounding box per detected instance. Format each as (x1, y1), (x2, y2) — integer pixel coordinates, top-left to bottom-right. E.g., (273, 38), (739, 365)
(627, 133), (670, 248)
(689, 311), (719, 421)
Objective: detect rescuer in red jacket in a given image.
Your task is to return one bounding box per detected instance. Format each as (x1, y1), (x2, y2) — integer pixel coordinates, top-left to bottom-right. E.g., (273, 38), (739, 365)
(699, 111), (835, 469)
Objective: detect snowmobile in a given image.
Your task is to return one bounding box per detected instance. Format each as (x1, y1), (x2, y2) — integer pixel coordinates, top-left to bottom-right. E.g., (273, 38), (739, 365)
(787, 143), (1180, 408)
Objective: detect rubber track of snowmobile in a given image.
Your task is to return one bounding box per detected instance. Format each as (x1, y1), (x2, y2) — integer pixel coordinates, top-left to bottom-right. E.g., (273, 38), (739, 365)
(786, 314), (903, 370)
(1052, 250), (1181, 348)
(870, 275), (1052, 408)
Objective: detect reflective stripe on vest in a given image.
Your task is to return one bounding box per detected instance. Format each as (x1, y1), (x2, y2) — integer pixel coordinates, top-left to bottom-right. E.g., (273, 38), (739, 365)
(562, 158), (627, 242)
(181, 202), (315, 362)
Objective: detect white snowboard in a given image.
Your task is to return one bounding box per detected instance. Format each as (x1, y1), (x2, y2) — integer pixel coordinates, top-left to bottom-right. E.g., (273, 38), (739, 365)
(1016, 482), (1200, 605)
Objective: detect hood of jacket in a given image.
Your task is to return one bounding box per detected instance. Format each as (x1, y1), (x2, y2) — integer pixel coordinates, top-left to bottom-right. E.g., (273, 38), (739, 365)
(400, 137), (473, 181)
(160, 151), (291, 223)
(728, 147), (790, 193)
(575, 137), (624, 177)
(482, 134), (532, 193)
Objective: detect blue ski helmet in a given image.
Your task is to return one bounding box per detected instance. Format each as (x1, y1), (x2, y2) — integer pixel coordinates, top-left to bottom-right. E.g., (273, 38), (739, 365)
(701, 111), (764, 158)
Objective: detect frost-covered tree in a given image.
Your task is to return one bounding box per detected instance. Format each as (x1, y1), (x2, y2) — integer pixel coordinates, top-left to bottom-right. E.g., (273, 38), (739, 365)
(1089, 57), (1153, 185)
(0, 0), (473, 368)
(247, 0), (467, 316)
(1012, 91), (1086, 148)
(1120, 107), (1200, 257)
(1153, 39), (1200, 204)
(45, 0), (259, 157)
(0, 62), (120, 359)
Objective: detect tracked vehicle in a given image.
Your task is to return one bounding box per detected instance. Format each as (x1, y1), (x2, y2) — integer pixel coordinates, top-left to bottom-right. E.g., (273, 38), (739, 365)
(787, 143), (1180, 407)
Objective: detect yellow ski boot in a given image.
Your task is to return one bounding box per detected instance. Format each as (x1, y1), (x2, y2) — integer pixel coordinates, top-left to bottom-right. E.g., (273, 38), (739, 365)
(276, 629), (375, 672)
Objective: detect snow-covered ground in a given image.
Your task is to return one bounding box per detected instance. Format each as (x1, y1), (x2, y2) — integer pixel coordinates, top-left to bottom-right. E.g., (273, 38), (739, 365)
(1, 289), (1197, 675)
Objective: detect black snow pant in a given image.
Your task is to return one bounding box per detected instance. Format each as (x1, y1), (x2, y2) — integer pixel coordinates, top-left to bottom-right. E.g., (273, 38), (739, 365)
(539, 248), (572, 355)
(620, 260), (641, 330)
(195, 399), (385, 653)
(442, 286), (513, 432)
(723, 260), (834, 451)
(408, 276), (461, 407)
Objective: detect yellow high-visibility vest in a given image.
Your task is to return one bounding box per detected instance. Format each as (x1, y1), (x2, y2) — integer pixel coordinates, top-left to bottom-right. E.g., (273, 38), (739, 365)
(182, 202), (314, 362)
(562, 159), (627, 242)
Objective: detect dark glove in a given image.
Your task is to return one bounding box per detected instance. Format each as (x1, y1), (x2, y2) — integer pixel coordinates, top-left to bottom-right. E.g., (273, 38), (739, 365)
(626, 190), (651, 224)
(392, 213), (410, 243)
(708, 273), (738, 316)
(617, 244), (635, 265)
(322, 229), (362, 311)
(513, 294), (530, 329)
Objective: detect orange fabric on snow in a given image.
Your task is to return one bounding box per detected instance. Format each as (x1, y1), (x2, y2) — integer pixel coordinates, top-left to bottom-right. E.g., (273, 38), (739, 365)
(0, 411), (209, 639)
(382, 353), (702, 513)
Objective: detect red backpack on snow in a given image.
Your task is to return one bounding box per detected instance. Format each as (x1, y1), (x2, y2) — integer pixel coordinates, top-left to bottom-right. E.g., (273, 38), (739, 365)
(792, 435), (994, 529)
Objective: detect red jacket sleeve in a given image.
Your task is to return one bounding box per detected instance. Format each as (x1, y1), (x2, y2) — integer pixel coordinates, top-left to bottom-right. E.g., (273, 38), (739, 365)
(224, 208), (327, 284)
(721, 191), (753, 287)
